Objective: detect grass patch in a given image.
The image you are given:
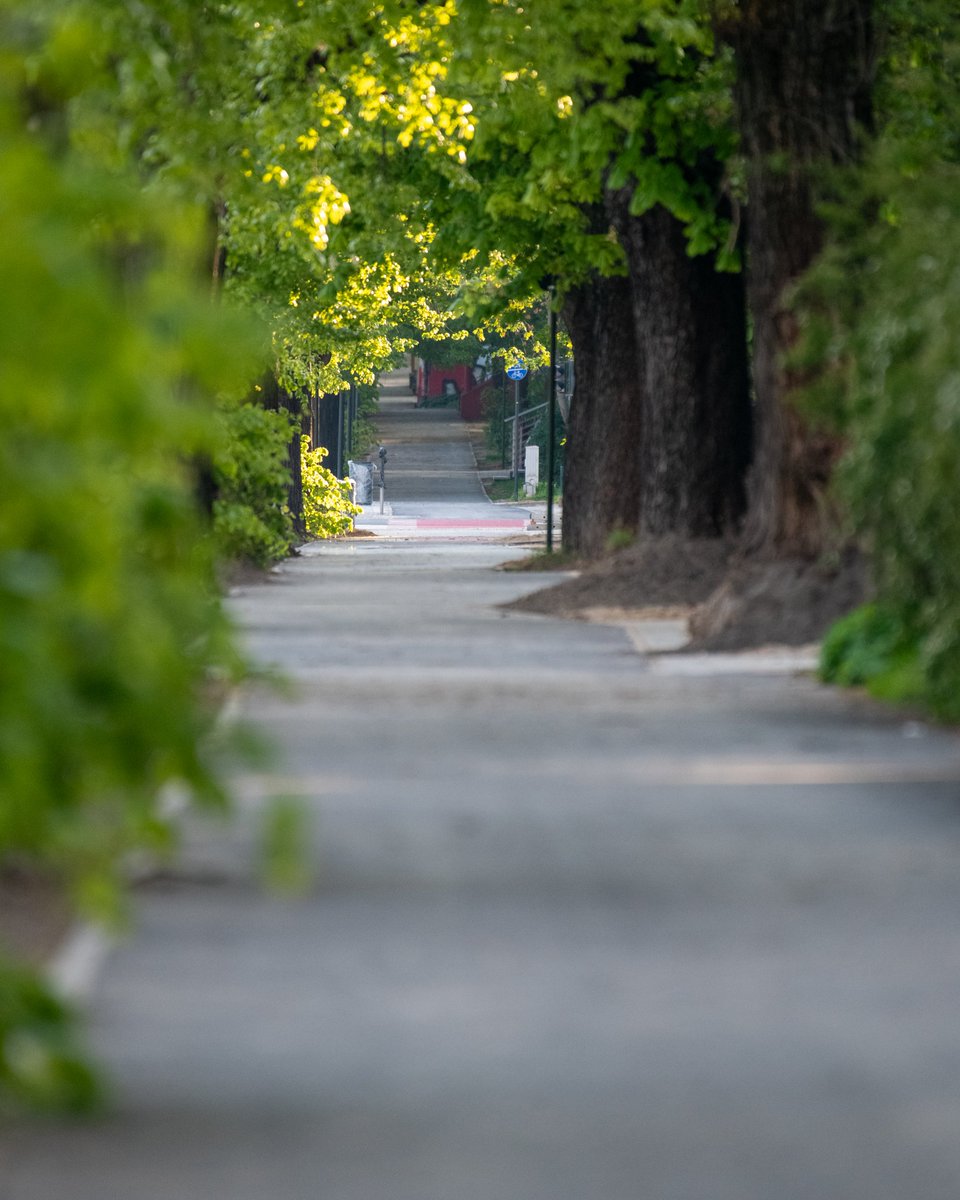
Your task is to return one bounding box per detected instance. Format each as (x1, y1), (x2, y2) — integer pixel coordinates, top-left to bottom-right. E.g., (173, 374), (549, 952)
(500, 548), (580, 572)
(483, 477), (562, 503)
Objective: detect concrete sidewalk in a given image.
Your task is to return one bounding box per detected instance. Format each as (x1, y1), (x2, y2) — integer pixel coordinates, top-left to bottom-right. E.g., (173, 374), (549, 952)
(5, 377), (960, 1199)
(354, 370), (538, 539)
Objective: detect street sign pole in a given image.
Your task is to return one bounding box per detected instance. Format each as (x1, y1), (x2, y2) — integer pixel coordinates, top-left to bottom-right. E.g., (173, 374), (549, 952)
(513, 377), (521, 501)
(546, 299), (557, 552)
(500, 372), (507, 467)
(505, 362), (528, 503)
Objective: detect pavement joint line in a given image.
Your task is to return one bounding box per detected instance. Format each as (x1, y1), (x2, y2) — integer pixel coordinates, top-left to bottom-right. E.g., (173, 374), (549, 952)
(647, 652), (820, 675)
(223, 758), (960, 791)
(529, 757), (960, 785)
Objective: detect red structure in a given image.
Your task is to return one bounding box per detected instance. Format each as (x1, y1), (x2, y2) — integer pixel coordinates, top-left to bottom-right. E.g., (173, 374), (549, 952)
(415, 361), (474, 407)
(458, 377), (495, 421)
(414, 356), (497, 421)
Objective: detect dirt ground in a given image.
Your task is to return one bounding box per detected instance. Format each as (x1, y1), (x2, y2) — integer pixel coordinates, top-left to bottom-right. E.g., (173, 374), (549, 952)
(506, 535), (869, 652)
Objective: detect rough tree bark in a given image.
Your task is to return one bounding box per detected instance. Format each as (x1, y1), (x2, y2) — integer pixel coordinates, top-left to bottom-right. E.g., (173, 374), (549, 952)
(560, 196), (751, 559)
(561, 268), (643, 558)
(610, 193), (752, 539)
(724, 0), (874, 557)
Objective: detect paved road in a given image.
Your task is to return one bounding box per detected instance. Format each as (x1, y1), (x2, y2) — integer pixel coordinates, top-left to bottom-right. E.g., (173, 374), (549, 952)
(5, 377), (960, 1198)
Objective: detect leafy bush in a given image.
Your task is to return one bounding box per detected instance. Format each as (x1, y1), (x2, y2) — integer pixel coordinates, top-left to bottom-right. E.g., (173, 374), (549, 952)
(213, 403), (295, 566)
(798, 6), (960, 720)
(820, 603), (925, 707)
(0, 964), (100, 1115)
(301, 438), (361, 538)
(804, 153), (960, 721)
(0, 2), (262, 1108)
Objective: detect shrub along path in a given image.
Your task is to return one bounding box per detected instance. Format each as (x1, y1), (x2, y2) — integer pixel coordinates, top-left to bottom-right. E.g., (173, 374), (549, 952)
(5, 380), (960, 1199)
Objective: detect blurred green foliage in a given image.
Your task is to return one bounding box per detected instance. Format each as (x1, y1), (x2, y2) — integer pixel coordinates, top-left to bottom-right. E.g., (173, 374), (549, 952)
(798, 1), (960, 719)
(213, 403), (296, 567)
(0, 0), (265, 1107)
(259, 796), (313, 898)
(0, 963), (101, 1115)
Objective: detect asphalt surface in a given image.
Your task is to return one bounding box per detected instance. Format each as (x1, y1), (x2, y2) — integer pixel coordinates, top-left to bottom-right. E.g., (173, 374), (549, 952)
(5, 374), (960, 1198)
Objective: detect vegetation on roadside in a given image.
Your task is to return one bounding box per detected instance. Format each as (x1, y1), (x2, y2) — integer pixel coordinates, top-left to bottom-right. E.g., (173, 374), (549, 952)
(0, 0), (258, 1109)
(0, 964), (100, 1115)
(301, 438), (362, 539)
(213, 403), (297, 567)
(796, 0), (960, 719)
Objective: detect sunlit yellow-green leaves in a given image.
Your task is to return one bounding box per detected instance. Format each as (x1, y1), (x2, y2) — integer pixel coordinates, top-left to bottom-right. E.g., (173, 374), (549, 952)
(300, 438), (361, 538)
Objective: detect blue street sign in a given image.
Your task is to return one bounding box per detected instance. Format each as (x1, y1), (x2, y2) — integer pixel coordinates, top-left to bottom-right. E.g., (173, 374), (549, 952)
(506, 363), (528, 381)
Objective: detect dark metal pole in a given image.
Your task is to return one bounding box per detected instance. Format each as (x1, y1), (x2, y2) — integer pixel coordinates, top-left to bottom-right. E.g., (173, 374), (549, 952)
(500, 371), (507, 467)
(546, 294), (558, 552)
(336, 389), (345, 477)
(346, 380), (355, 458)
(512, 376), (521, 502)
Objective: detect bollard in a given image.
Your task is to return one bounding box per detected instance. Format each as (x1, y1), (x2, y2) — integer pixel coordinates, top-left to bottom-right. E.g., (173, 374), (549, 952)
(377, 444), (387, 516)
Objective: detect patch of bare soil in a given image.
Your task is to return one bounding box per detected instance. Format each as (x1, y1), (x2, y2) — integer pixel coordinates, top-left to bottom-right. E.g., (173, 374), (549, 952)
(218, 559), (274, 590)
(0, 866), (72, 967)
(504, 536), (868, 652)
(688, 546), (868, 651)
(505, 536), (732, 616)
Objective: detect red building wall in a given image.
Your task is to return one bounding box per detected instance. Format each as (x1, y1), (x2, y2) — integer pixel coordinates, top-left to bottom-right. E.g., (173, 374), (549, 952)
(417, 362), (474, 406)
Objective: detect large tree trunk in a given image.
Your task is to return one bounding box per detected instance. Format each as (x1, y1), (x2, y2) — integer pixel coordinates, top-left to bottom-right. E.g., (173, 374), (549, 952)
(611, 195), (751, 538)
(560, 198), (750, 559)
(726, 0), (874, 557)
(561, 270), (643, 558)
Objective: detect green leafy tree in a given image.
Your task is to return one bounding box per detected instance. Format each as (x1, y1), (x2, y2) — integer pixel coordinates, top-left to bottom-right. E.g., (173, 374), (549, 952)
(345, 0), (753, 555)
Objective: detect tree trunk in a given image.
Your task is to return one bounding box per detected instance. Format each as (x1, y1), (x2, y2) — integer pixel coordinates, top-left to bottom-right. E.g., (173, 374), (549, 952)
(314, 393), (344, 464)
(726, 0), (874, 557)
(561, 270), (644, 558)
(260, 371), (306, 538)
(611, 195), (751, 538)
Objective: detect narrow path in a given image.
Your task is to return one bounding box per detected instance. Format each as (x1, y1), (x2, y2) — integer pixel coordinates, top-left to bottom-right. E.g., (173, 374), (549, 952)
(356, 369), (535, 535)
(5, 378), (960, 1199)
